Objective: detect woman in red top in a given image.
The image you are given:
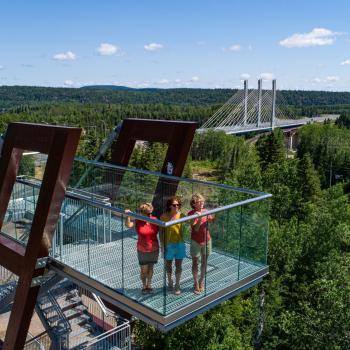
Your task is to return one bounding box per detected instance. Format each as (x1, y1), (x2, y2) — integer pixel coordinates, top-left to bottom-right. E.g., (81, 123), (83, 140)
(188, 194), (215, 294)
(125, 203), (159, 294)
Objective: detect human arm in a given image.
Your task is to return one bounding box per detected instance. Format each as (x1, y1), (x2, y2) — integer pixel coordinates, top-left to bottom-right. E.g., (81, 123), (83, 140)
(124, 209), (134, 228)
(208, 213), (216, 222)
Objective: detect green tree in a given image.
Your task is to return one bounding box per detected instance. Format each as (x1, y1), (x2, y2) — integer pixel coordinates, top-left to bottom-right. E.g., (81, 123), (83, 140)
(256, 129), (285, 170)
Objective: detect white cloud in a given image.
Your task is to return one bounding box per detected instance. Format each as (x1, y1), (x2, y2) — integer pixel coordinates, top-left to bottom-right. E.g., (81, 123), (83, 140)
(312, 77), (323, 83)
(240, 73), (250, 80)
(0, 65), (3, 69)
(341, 59), (350, 65)
(190, 76), (199, 82)
(248, 44), (253, 51)
(228, 44), (241, 52)
(259, 72), (275, 81)
(174, 79), (182, 83)
(136, 82), (151, 88)
(53, 51), (77, 61)
(325, 76), (339, 82)
(144, 43), (163, 51)
(97, 43), (119, 56)
(64, 80), (74, 86)
(158, 79), (170, 84)
(279, 28), (342, 48)
(311, 76), (339, 84)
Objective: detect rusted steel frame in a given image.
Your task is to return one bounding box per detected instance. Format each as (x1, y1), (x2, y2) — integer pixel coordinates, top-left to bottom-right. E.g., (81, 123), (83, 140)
(109, 119), (197, 213)
(0, 122), (81, 350)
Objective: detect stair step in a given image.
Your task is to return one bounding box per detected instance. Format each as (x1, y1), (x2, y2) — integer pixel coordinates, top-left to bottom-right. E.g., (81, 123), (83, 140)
(41, 305), (57, 314)
(74, 304), (87, 312)
(72, 315), (92, 327)
(61, 300), (81, 311)
(69, 327), (92, 338)
(47, 314), (60, 324)
(68, 296), (82, 303)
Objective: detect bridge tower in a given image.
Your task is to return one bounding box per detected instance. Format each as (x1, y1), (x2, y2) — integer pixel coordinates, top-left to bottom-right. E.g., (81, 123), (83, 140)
(257, 79), (262, 127)
(244, 79), (248, 127)
(271, 79), (276, 130)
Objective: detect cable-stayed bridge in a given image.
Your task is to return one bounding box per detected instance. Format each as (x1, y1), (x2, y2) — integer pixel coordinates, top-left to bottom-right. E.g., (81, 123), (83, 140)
(198, 79), (338, 135)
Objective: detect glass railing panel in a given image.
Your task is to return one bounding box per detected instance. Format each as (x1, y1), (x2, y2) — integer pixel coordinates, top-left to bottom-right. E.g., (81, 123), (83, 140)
(120, 213), (167, 315)
(239, 200), (269, 278)
(3, 157), (270, 318)
(200, 207), (242, 295)
(1, 152), (47, 246)
(2, 181), (40, 245)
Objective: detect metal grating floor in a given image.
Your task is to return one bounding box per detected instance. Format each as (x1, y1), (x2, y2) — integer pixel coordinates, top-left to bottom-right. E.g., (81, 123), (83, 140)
(54, 238), (264, 316)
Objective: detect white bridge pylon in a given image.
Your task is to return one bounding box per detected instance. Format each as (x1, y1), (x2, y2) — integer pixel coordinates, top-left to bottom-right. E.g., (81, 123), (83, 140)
(198, 79), (301, 134)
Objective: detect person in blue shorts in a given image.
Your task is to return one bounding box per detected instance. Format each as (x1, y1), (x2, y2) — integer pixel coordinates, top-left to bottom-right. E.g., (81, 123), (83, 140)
(160, 196), (186, 295)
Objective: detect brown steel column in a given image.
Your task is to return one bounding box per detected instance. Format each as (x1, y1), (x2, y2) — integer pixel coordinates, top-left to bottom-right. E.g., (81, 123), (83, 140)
(0, 123), (81, 350)
(110, 119), (197, 213)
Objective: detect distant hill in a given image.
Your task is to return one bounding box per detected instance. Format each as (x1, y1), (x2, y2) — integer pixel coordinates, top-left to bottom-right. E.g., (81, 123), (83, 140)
(1, 85), (350, 110)
(81, 85), (135, 91)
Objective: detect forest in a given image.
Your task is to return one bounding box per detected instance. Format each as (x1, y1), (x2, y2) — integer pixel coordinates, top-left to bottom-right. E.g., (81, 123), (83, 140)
(1, 88), (350, 349)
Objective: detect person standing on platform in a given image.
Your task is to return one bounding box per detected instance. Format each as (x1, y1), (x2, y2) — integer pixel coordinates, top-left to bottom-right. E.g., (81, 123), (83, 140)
(125, 203), (159, 294)
(160, 196), (186, 295)
(188, 193), (215, 294)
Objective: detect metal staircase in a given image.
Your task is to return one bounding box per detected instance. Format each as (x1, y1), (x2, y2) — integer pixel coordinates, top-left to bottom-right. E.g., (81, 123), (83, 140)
(0, 280), (16, 312)
(36, 280), (97, 349)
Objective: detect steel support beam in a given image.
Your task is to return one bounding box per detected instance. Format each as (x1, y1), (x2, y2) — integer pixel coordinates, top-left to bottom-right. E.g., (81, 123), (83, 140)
(110, 119), (197, 214)
(0, 123), (81, 350)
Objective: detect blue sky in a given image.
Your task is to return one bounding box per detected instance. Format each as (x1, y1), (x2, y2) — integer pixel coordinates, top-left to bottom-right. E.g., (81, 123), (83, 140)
(1, 0), (350, 90)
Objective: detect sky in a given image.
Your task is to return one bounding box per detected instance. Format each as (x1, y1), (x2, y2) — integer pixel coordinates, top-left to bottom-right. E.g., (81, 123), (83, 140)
(1, 0), (350, 91)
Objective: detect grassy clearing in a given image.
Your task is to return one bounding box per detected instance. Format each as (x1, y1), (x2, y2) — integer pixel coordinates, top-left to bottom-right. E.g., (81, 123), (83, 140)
(190, 160), (220, 182)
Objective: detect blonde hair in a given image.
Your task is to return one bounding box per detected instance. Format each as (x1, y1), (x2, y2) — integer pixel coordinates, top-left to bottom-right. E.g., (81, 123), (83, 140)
(139, 202), (153, 214)
(190, 193), (205, 209)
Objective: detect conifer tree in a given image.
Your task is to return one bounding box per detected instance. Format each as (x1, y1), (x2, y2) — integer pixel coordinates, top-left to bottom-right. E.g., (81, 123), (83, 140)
(256, 129), (285, 170)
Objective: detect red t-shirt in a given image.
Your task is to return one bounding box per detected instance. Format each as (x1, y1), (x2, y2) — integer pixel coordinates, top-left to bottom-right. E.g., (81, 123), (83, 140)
(187, 209), (212, 245)
(135, 216), (159, 252)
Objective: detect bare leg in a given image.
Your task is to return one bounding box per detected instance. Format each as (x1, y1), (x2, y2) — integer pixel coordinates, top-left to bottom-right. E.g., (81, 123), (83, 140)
(147, 263), (154, 289)
(140, 265), (148, 290)
(175, 259), (183, 294)
(199, 253), (208, 291)
(192, 257), (200, 293)
(165, 260), (173, 289)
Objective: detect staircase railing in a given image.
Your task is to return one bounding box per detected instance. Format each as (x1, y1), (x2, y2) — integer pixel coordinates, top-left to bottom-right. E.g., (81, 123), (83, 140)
(81, 321), (131, 350)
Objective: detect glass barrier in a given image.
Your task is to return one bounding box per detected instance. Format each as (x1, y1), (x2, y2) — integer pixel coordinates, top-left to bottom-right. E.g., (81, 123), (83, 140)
(1, 157), (271, 317)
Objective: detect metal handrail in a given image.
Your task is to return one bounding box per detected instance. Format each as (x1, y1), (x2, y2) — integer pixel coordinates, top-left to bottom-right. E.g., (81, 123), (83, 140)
(45, 290), (72, 333)
(82, 322), (130, 347)
(75, 156), (271, 196)
(24, 332), (46, 350)
(16, 177), (271, 228)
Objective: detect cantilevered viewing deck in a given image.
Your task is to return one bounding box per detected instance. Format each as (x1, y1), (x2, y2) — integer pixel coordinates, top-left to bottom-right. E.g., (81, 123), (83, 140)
(3, 157), (271, 331)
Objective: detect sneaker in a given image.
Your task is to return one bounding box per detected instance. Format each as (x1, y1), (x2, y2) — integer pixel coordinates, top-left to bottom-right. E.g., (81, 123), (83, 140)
(147, 286), (154, 293)
(141, 288), (148, 294)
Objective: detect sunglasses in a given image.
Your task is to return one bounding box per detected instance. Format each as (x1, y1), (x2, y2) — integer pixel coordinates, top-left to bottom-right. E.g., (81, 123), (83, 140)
(171, 203), (181, 207)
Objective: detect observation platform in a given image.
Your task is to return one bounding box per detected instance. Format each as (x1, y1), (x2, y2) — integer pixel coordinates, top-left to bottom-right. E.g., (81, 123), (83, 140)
(2, 158), (271, 331)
